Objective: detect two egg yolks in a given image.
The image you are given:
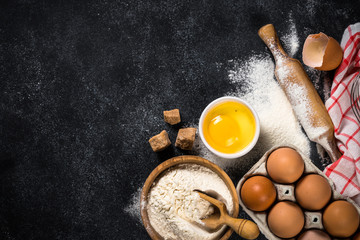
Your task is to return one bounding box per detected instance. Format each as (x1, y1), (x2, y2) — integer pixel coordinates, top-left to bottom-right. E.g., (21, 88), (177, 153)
(203, 101), (256, 154)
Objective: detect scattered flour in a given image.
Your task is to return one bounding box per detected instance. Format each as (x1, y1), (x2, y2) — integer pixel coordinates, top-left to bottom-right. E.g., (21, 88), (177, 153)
(147, 164), (233, 240)
(280, 12), (300, 58)
(229, 55), (311, 158)
(124, 187), (142, 225)
(305, 0), (319, 18)
(322, 73), (332, 102)
(305, 66), (321, 90)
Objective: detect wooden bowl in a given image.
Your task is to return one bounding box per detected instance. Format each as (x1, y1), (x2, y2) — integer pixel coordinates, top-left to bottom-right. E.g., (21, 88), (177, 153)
(140, 155), (239, 240)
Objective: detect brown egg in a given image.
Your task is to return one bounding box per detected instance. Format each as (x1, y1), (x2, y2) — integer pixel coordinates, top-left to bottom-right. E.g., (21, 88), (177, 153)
(302, 32), (343, 71)
(323, 200), (360, 238)
(267, 201), (304, 238)
(297, 229), (331, 240)
(266, 147), (304, 183)
(295, 174), (332, 210)
(240, 175), (276, 212)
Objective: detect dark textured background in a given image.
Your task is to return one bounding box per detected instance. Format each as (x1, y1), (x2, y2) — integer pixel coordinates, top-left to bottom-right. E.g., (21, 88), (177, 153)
(0, 0), (359, 239)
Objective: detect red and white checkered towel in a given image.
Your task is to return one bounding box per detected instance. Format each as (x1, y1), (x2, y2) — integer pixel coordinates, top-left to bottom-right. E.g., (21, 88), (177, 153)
(324, 23), (360, 205)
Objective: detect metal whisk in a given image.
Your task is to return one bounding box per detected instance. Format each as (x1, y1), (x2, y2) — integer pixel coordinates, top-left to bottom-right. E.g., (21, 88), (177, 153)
(350, 74), (360, 123)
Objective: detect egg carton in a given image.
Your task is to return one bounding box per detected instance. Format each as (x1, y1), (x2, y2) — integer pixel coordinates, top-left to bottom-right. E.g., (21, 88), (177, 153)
(236, 145), (360, 240)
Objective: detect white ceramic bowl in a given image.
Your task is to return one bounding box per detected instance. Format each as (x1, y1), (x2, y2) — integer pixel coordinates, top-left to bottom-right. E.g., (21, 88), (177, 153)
(199, 96), (260, 159)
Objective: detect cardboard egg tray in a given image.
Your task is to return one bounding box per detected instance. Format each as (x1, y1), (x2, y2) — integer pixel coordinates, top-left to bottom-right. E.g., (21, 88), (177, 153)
(236, 145), (360, 240)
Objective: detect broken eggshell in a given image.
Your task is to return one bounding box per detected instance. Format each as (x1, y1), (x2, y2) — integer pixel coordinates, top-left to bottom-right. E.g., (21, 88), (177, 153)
(302, 32), (343, 71)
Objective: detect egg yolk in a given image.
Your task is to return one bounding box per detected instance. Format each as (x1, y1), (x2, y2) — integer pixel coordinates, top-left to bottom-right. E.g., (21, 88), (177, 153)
(203, 101), (256, 154)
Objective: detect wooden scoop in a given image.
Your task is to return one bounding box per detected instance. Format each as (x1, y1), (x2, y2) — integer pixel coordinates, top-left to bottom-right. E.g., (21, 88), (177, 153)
(258, 24), (342, 162)
(195, 190), (260, 240)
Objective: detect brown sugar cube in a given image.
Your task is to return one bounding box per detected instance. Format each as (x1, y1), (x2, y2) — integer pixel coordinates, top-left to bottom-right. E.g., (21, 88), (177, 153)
(175, 128), (196, 150)
(163, 109), (181, 125)
(149, 130), (171, 152)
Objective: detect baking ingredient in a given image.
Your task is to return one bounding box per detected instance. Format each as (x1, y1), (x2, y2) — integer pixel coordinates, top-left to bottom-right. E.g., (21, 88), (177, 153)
(147, 164), (234, 240)
(124, 187), (142, 225)
(295, 174), (332, 210)
(267, 201), (304, 238)
(240, 175), (276, 212)
(322, 200), (360, 238)
(202, 100), (256, 154)
(258, 24), (341, 163)
(148, 130), (171, 152)
(297, 229), (331, 240)
(175, 127), (196, 150)
(163, 108), (181, 125)
(302, 32), (343, 71)
(266, 147), (304, 183)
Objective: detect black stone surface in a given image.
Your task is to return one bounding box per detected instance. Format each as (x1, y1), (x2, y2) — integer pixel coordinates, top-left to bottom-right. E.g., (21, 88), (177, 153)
(0, 0), (359, 239)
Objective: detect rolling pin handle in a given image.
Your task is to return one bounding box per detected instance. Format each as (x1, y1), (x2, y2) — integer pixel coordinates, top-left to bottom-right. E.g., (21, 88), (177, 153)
(258, 24), (288, 61)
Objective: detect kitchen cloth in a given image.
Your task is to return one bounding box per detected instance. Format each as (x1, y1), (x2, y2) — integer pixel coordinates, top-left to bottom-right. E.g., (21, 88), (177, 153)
(324, 22), (360, 205)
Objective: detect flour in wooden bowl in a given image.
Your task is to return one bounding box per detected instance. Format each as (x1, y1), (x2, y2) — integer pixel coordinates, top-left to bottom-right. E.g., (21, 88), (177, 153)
(147, 164), (234, 240)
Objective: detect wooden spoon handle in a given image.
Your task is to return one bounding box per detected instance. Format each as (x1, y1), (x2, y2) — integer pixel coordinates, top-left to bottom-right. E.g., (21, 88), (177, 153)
(224, 216), (260, 240)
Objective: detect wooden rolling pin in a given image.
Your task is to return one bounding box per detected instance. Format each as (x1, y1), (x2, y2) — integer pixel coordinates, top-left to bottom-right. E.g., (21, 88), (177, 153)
(258, 24), (341, 162)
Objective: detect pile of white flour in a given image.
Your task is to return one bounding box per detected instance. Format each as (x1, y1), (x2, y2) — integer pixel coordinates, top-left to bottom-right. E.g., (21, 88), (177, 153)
(146, 164), (234, 240)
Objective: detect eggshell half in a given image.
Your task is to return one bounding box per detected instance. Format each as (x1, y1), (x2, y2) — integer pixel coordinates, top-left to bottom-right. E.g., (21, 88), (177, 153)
(302, 32), (343, 71)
